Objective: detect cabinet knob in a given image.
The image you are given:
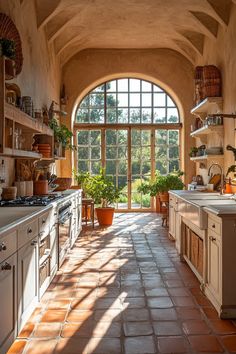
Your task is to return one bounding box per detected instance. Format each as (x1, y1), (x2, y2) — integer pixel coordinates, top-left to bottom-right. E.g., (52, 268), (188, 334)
(0, 242), (7, 251)
(27, 227), (32, 234)
(210, 236), (216, 242)
(1, 262), (12, 271)
(42, 219), (46, 224)
(212, 224), (216, 229)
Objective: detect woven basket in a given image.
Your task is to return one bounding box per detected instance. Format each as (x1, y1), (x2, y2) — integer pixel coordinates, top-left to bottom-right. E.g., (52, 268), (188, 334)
(194, 66), (204, 105)
(202, 65), (221, 98)
(0, 13), (23, 76)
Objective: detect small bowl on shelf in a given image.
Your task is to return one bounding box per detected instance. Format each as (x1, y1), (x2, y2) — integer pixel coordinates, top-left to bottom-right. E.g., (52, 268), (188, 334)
(54, 178), (72, 191)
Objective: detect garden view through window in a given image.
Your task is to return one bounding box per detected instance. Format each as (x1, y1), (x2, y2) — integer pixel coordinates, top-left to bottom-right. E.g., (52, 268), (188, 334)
(75, 78), (181, 210)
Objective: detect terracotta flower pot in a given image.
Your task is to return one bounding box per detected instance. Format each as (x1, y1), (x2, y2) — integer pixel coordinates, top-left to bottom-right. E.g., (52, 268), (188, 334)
(159, 192), (169, 203)
(95, 207), (115, 226)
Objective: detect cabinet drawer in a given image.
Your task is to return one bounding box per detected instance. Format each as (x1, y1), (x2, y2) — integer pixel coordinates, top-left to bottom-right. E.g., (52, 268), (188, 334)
(0, 230), (17, 264)
(39, 211), (51, 237)
(208, 217), (221, 235)
(18, 219), (38, 248)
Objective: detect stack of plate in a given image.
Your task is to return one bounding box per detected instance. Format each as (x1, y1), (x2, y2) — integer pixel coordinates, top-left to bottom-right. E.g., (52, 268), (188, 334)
(37, 144), (51, 158)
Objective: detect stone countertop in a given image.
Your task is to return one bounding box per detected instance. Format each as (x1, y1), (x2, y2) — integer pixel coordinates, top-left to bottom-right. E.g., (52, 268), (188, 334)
(170, 190), (236, 216)
(0, 189), (82, 235)
(204, 205), (236, 216)
(0, 205), (52, 234)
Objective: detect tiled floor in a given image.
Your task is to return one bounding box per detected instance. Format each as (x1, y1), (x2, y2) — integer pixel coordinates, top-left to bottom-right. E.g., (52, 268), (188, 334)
(8, 213), (236, 354)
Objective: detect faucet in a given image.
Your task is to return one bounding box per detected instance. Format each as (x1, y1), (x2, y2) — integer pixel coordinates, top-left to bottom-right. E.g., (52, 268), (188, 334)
(208, 163), (224, 194)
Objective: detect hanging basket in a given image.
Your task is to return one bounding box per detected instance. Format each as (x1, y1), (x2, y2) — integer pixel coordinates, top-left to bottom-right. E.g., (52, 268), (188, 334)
(0, 13), (23, 76)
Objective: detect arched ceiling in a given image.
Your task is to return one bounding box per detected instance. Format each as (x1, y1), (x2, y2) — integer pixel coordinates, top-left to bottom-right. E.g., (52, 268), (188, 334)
(34, 0), (233, 66)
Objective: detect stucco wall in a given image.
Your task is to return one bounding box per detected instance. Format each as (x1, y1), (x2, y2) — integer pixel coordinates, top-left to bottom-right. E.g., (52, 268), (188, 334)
(0, 0), (60, 185)
(61, 48), (195, 184)
(193, 4), (236, 183)
(0, 0), (60, 108)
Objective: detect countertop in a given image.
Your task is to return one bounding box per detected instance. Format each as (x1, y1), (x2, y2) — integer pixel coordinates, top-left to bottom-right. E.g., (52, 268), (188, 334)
(0, 189), (82, 235)
(0, 205), (52, 234)
(170, 190), (236, 216)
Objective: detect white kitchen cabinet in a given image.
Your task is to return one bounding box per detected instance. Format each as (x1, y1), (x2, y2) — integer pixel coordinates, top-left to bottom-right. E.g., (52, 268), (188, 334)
(207, 229), (221, 303)
(17, 237), (38, 330)
(50, 226), (58, 278)
(205, 212), (236, 318)
(0, 253), (17, 354)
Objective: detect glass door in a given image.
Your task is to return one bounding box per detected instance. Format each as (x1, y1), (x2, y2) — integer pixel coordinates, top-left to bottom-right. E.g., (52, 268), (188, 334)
(130, 129), (152, 210)
(105, 129), (129, 209)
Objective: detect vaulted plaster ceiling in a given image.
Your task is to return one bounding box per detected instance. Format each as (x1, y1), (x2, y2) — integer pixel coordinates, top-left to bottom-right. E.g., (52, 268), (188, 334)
(34, 0), (233, 66)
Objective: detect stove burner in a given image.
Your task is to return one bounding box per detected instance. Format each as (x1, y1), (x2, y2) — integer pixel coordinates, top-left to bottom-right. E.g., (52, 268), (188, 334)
(0, 194), (62, 207)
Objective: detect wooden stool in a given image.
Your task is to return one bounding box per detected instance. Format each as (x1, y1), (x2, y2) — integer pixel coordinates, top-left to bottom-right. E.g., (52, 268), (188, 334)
(160, 201), (169, 227)
(82, 198), (95, 228)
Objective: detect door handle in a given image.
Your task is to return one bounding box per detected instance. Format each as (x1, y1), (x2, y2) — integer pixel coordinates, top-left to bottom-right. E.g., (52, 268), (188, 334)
(1, 262), (12, 271)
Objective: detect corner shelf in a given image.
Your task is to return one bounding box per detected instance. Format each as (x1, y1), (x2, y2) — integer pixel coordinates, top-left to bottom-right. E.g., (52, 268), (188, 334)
(190, 155), (224, 162)
(191, 97), (223, 119)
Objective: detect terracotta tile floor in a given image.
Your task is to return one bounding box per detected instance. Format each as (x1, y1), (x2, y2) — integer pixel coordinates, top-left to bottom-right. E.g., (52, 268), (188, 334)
(7, 213), (236, 354)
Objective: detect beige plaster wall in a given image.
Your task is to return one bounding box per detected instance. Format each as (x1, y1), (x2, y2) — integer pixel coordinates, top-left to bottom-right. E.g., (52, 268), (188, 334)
(0, 0), (61, 185)
(0, 0), (60, 107)
(195, 4), (236, 183)
(61, 48), (195, 184)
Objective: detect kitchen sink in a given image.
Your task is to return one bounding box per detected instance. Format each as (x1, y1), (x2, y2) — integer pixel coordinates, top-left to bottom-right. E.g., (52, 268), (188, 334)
(178, 198), (236, 229)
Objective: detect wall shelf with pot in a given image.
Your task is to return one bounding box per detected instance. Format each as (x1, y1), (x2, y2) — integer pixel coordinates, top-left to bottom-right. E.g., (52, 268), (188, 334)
(0, 56), (54, 160)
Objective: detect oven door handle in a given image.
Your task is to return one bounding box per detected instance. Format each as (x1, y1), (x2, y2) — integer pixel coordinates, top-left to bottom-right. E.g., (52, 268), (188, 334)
(59, 211), (72, 224)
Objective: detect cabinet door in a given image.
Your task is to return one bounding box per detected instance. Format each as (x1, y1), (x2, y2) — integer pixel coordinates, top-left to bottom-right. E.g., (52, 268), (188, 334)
(208, 231), (221, 302)
(50, 227), (58, 277)
(18, 238), (38, 330)
(169, 205), (176, 239)
(0, 253), (17, 354)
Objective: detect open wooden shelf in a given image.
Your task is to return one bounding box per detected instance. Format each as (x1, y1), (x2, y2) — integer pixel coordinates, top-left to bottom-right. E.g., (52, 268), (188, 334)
(2, 147), (42, 159)
(5, 103), (53, 136)
(190, 154), (224, 162)
(190, 125), (224, 138)
(191, 97), (223, 119)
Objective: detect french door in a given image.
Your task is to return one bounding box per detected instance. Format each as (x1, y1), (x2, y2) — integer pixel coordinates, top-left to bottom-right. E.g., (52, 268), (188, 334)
(76, 127), (180, 211)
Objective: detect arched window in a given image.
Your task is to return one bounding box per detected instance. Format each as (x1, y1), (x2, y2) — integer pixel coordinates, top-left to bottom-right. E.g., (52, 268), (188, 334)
(76, 78), (180, 124)
(74, 78), (181, 210)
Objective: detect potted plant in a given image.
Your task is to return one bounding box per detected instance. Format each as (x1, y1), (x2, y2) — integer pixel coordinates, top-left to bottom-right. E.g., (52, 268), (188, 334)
(138, 170), (184, 208)
(85, 169), (121, 226)
(0, 38), (16, 79)
(189, 147), (198, 157)
(73, 169), (90, 196)
(49, 117), (76, 155)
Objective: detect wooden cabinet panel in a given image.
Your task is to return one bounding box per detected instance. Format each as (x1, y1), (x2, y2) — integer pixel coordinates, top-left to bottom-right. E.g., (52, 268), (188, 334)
(18, 219), (38, 249)
(169, 205), (175, 239)
(208, 217), (221, 235)
(0, 230), (17, 264)
(17, 238), (38, 330)
(0, 253), (17, 354)
(208, 230), (221, 302)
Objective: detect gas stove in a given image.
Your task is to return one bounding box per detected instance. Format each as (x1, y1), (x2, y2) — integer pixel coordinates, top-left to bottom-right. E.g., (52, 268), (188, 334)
(0, 194), (62, 207)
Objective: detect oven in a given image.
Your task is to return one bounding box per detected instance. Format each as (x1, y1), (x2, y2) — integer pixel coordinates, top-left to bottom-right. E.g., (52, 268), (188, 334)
(57, 200), (72, 266)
